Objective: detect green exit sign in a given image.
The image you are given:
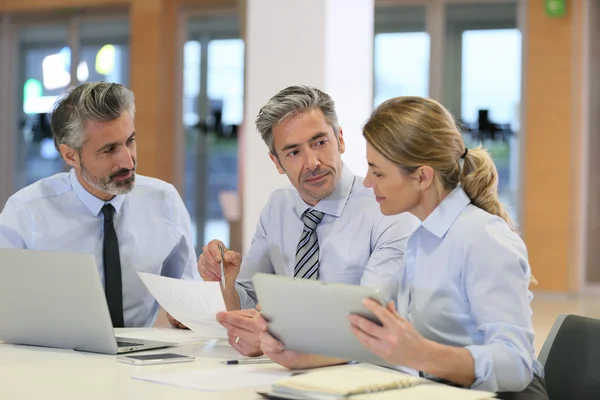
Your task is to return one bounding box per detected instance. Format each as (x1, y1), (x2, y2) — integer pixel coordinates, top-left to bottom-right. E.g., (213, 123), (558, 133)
(546, 0), (566, 17)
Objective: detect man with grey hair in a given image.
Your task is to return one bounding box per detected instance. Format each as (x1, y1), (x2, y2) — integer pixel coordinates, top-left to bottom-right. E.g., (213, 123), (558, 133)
(0, 82), (199, 328)
(198, 85), (419, 356)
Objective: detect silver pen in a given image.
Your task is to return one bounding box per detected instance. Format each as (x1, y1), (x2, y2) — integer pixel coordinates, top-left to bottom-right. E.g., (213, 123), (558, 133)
(218, 243), (226, 289)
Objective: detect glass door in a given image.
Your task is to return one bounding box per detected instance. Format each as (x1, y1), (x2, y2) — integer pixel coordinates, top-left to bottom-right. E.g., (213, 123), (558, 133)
(445, 2), (521, 220)
(79, 19), (130, 86)
(10, 17), (130, 192)
(373, 5), (429, 107)
(184, 14), (243, 252)
(17, 24), (69, 190)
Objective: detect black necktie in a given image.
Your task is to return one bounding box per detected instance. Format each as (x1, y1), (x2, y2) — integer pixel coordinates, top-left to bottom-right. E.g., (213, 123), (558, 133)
(102, 204), (124, 328)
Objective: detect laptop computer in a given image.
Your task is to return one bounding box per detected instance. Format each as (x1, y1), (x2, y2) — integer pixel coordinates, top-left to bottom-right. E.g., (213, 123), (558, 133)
(0, 248), (173, 354)
(253, 273), (393, 367)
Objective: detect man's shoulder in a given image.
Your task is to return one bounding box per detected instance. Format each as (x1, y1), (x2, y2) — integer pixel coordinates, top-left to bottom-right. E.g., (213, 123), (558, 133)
(347, 174), (420, 232)
(257, 185), (301, 221)
(345, 174), (382, 214)
(267, 184), (300, 203)
(132, 174), (180, 197)
(348, 174), (376, 201)
(8, 173), (72, 206)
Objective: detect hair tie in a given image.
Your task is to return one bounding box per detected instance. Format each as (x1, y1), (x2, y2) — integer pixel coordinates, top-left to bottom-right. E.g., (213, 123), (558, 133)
(461, 148), (468, 159)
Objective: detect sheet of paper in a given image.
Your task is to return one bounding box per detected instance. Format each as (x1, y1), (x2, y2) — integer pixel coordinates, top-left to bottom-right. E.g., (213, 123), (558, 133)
(132, 365), (293, 392)
(137, 273), (227, 339)
(352, 384), (496, 399)
(114, 328), (212, 344)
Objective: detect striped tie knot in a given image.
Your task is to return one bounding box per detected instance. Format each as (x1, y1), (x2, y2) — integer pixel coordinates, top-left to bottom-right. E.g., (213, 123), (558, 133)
(294, 208), (325, 280)
(302, 209), (324, 232)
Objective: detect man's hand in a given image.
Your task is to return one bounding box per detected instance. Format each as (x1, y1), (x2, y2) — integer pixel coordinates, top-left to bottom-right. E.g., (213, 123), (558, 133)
(167, 313), (188, 329)
(258, 325), (304, 369)
(256, 313), (345, 370)
(216, 309), (263, 357)
(198, 239), (242, 287)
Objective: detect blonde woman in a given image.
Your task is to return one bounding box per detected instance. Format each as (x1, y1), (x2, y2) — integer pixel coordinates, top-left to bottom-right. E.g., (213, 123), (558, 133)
(257, 97), (548, 400)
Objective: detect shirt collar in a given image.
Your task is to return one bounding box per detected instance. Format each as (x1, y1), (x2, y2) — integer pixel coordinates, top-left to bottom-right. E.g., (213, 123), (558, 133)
(293, 163), (355, 219)
(421, 186), (471, 239)
(69, 169), (126, 217)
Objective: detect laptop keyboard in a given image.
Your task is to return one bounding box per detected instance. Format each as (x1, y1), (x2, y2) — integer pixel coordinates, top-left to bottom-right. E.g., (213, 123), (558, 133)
(117, 341), (142, 347)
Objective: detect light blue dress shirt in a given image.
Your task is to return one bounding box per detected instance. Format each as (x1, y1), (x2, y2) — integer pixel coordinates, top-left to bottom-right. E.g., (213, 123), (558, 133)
(0, 169), (200, 327)
(235, 164), (420, 309)
(394, 186), (543, 392)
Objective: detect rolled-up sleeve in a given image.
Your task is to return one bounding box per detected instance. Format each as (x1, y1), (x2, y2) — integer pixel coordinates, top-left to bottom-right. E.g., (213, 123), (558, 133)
(0, 198), (29, 249)
(162, 190), (200, 281)
(464, 217), (536, 392)
(361, 212), (419, 300)
(235, 204), (274, 310)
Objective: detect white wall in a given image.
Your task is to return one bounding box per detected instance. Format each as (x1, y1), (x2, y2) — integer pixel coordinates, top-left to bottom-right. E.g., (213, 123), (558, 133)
(241, 0), (374, 251)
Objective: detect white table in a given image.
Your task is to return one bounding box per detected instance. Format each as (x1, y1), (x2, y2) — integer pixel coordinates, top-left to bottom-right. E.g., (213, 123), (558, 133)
(0, 328), (277, 399)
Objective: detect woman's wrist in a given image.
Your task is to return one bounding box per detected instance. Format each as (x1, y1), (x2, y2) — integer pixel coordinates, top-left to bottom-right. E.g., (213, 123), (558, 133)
(413, 340), (476, 387)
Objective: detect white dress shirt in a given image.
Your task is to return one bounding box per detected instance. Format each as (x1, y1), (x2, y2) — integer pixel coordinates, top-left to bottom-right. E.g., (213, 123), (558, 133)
(235, 164), (420, 309)
(394, 186), (544, 392)
(0, 169), (200, 327)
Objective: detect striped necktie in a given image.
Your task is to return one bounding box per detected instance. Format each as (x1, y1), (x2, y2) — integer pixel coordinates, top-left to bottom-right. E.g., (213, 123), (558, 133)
(294, 209), (325, 280)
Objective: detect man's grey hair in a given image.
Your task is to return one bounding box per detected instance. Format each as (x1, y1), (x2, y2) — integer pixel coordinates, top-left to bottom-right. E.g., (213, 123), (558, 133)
(255, 85), (340, 155)
(51, 82), (136, 154)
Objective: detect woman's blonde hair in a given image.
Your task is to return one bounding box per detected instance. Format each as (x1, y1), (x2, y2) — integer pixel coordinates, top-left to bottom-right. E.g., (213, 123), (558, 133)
(363, 96), (516, 232)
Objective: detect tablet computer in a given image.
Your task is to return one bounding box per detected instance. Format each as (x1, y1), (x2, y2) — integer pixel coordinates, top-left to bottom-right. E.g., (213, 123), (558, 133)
(253, 273), (393, 367)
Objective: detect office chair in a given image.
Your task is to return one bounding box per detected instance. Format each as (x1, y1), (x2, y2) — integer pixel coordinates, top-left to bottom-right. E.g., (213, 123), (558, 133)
(475, 109), (513, 141)
(538, 313), (600, 399)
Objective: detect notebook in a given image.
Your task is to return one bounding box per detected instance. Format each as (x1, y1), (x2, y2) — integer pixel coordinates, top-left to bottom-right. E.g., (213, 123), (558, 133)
(258, 364), (497, 400)
(351, 385), (497, 399)
(259, 364), (422, 400)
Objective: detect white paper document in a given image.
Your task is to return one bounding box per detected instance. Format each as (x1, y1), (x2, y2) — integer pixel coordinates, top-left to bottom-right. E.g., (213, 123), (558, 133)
(132, 365), (293, 392)
(137, 272), (227, 339)
(114, 328), (211, 344)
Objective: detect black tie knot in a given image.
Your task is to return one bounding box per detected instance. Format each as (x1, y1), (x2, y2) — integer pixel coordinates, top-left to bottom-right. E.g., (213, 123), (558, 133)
(102, 204), (116, 223)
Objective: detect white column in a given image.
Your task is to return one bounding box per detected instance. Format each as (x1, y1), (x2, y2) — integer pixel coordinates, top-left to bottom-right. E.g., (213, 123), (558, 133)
(241, 0), (374, 251)
(0, 14), (16, 207)
(426, 0), (445, 102)
(68, 18), (80, 88)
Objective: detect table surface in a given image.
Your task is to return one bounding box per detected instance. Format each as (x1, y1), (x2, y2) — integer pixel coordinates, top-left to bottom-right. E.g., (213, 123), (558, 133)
(0, 328), (279, 399)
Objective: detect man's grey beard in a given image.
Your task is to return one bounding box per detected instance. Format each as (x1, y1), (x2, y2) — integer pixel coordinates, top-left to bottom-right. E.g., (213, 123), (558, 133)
(80, 162), (136, 196)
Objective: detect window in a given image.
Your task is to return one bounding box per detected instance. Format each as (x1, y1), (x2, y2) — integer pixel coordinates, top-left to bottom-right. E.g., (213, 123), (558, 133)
(373, 32), (430, 107)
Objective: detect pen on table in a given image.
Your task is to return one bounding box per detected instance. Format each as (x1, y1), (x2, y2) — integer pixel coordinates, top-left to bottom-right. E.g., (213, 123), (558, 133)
(218, 243), (226, 289)
(222, 358), (274, 365)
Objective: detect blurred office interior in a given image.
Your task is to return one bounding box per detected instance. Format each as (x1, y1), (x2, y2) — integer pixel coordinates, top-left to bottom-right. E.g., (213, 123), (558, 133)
(0, 0), (599, 340)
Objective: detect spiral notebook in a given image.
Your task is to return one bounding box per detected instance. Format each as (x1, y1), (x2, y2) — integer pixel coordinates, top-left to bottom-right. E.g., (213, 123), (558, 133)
(258, 364), (496, 400)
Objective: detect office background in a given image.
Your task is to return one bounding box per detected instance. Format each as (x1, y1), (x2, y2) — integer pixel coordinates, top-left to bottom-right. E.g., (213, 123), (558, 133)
(0, 0), (597, 302)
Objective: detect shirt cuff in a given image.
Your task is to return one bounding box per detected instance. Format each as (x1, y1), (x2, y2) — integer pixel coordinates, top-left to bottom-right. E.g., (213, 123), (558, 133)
(391, 365), (419, 376)
(235, 283), (258, 310)
(465, 345), (496, 391)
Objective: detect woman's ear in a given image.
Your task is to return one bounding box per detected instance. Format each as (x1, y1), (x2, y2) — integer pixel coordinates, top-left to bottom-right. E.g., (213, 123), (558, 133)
(416, 165), (435, 190)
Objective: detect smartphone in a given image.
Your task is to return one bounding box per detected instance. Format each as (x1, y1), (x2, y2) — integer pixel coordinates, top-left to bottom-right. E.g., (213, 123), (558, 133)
(117, 353), (195, 365)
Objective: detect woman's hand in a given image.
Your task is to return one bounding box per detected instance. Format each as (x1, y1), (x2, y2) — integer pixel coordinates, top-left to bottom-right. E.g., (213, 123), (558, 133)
(349, 299), (431, 370)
